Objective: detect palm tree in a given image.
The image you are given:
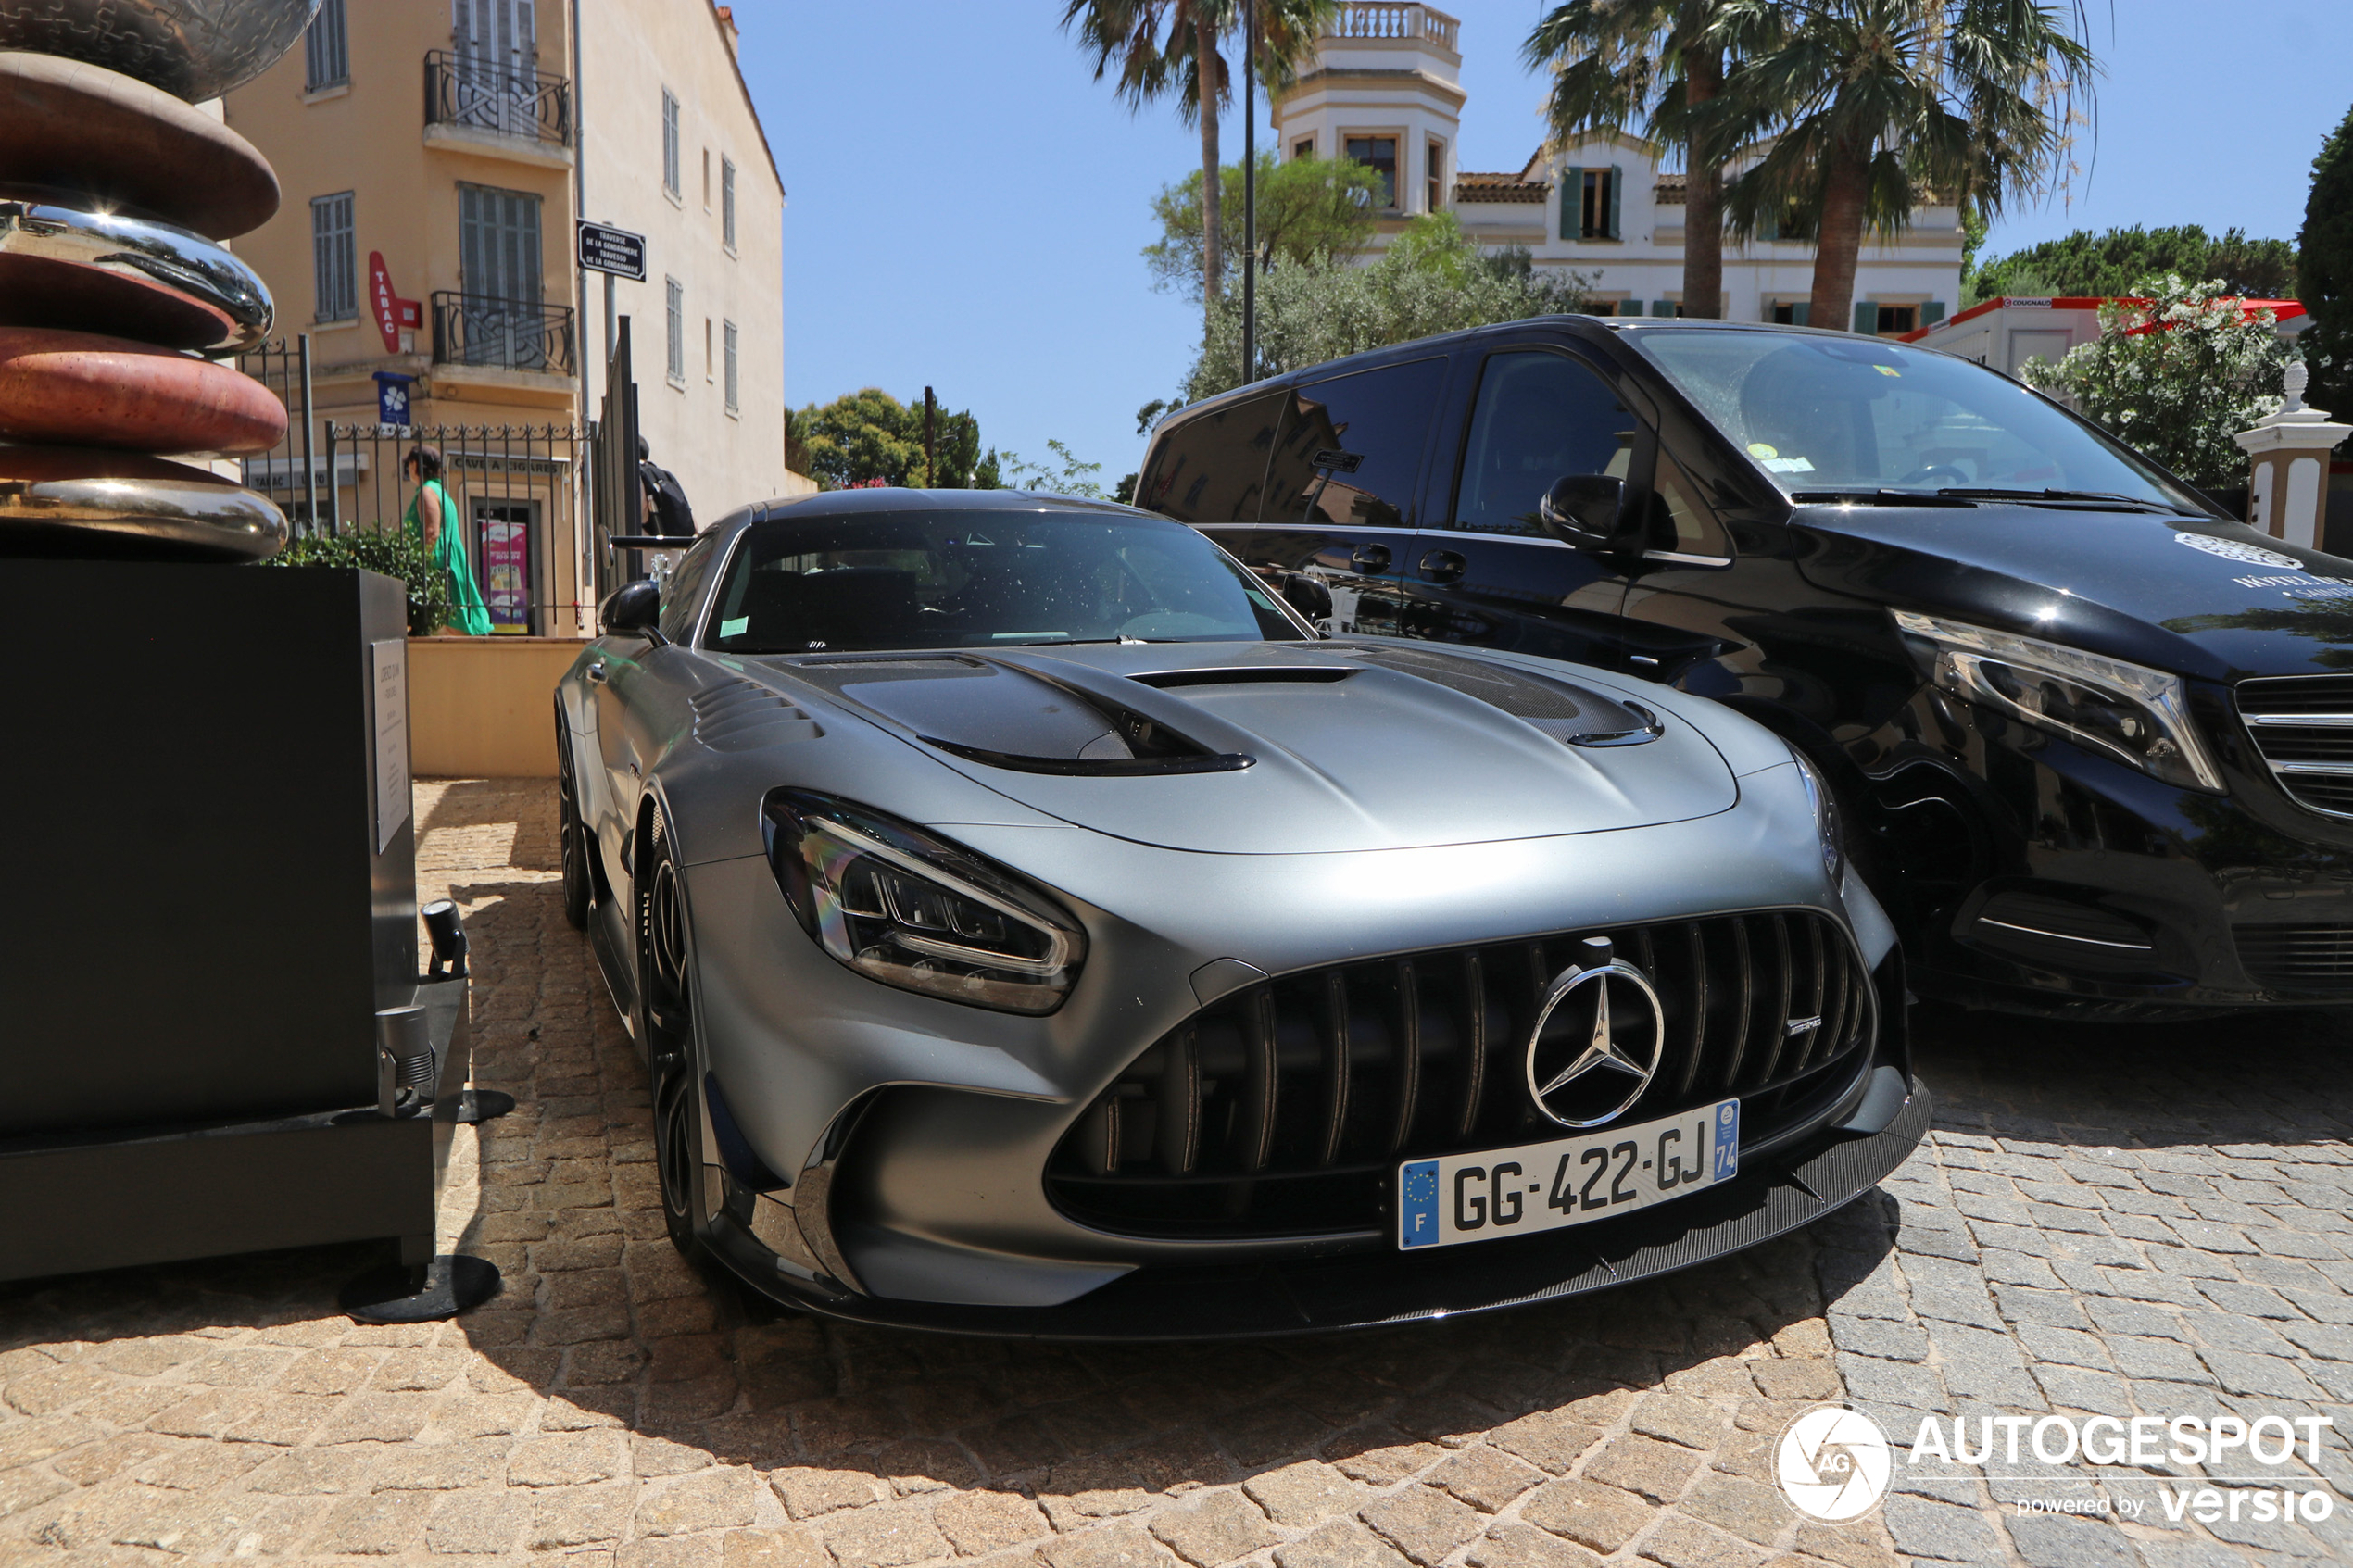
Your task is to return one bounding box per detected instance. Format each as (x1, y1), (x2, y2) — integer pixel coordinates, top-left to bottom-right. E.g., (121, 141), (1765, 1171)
(1525, 1), (1733, 320)
(1063, 1), (1336, 341)
(1710, 0), (2095, 332)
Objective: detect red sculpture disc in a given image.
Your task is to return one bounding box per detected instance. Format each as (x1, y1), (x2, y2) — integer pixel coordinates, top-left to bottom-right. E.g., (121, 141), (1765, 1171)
(0, 326), (288, 456)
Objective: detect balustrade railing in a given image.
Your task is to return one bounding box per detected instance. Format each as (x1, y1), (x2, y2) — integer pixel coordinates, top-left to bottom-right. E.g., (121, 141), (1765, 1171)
(1329, 2), (1458, 50)
(424, 50), (571, 147)
(431, 291), (577, 377)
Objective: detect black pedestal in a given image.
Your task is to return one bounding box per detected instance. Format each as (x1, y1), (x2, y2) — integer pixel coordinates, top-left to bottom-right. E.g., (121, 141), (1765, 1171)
(0, 560), (487, 1303)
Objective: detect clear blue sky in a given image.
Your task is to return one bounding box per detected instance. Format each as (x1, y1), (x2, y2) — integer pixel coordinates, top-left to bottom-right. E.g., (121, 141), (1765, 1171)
(745, 1), (2353, 488)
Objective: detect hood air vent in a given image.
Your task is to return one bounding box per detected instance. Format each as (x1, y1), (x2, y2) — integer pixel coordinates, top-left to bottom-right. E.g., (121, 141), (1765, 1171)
(1341, 645), (1666, 748)
(690, 682), (823, 751)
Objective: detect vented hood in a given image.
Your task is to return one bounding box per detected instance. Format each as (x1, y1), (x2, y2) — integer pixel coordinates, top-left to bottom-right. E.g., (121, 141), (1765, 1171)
(757, 643), (1739, 854)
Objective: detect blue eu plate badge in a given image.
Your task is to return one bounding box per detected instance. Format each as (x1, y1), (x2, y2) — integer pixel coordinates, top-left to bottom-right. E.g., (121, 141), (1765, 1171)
(1713, 1099), (1741, 1181)
(1400, 1160), (1441, 1248)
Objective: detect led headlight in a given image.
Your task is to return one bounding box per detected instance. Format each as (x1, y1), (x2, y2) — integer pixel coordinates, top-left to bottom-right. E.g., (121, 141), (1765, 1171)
(1789, 747), (1845, 884)
(1892, 610), (2223, 793)
(761, 790), (1086, 1015)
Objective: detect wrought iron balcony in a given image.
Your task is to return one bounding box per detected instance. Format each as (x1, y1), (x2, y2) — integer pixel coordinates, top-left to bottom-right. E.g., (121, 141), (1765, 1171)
(431, 292), (576, 377)
(424, 50), (571, 147)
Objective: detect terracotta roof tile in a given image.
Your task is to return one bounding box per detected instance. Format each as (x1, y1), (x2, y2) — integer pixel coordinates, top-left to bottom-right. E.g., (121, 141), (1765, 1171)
(1453, 171), (1549, 204)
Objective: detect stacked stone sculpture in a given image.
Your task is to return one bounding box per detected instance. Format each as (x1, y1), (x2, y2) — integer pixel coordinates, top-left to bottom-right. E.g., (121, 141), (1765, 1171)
(0, 2), (323, 561)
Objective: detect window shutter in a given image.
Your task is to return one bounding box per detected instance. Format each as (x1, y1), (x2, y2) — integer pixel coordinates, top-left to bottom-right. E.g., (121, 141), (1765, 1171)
(1854, 301), (1876, 334)
(1923, 300), (1947, 326)
(1760, 208), (1778, 243)
(1561, 167), (1582, 240)
(1608, 164), (1623, 239)
(1651, 300), (1674, 318)
(1792, 302), (1810, 327)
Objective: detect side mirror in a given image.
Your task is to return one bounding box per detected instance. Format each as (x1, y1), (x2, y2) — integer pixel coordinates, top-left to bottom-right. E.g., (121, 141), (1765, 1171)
(1538, 474), (1641, 551)
(1279, 571), (1334, 621)
(600, 578), (660, 637)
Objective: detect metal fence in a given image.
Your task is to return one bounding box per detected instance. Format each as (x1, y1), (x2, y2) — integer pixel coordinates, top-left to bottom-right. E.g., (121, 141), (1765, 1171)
(432, 291), (577, 376)
(326, 421), (587, 635)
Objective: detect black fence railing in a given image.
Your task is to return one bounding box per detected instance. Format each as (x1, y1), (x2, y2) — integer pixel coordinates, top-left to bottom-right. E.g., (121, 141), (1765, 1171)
(325, 421), (587, 635)
(431, 291), (576, 376)
(423, 50), (571, 146)
(236, 335), (324, 533)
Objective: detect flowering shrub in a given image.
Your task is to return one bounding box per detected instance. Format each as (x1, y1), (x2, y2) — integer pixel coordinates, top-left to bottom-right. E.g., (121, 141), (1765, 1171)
(2020, 273), (2292, 492)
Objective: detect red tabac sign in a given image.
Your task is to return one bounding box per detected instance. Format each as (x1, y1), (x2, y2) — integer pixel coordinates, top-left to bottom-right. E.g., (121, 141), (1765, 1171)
(367, 252), (422, 355)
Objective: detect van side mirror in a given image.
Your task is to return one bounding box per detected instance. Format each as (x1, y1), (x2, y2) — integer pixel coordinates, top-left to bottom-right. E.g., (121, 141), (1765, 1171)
(1279, 571), (1334, 621)
(1539, 474), (1641, 551)
(600, 579), (660, 637)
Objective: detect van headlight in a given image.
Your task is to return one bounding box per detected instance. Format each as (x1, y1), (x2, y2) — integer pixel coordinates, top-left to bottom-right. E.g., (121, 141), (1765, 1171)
(761, 790), (1086, 1015)
(1893, 610), (2224, 793)
(1789, 747), (1845, 884)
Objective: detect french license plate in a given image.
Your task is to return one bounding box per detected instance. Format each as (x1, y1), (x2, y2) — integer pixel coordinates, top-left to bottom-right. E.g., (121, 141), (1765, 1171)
(1398, 1098), (1740, 1249)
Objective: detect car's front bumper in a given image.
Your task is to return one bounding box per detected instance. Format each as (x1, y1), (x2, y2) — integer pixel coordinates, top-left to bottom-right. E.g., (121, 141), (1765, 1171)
(697, 1070), (1929, 1339)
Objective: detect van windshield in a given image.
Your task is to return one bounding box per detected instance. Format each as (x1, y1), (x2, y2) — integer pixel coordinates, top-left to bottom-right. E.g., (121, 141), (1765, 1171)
(1630, 328), (2208, 512)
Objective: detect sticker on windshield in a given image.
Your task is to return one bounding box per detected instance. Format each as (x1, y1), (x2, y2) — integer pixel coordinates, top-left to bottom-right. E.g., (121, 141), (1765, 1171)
(1747, 442), (1779, 458)
(1874, 364), (1902, 377)
(720, 616), (749, 637)
(1762, 457), (1816, 474)
(2175, 532), (2301, 570)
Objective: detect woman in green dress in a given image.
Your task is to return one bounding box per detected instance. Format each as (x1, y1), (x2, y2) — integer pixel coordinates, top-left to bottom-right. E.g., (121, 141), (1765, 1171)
(402, 445), (494, 636)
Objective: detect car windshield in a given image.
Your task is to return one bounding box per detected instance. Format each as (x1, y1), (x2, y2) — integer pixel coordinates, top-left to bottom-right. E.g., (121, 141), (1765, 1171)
(1630, 328), (2208, 511)
(703, 508), (1303, 654)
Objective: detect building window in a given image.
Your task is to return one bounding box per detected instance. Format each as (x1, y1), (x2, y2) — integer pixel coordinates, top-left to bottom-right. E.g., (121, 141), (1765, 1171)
(1427, 138), (1443, 212)
(665, 277), (685, 385)
(1568, 166), (1620, 240)
(1770, 301), (1811, 326)
(704, 317), (713, 381)
(1875, 304), (1919, 335)
(458, 183), (543, 304)
(661, 89), (680, 196)
(310, 192), (356, 321)
(1292, 135), (1314, 160)
(701, 148), (711, 209)
(724, 320), (739, 413)
(722, 157), (736, 250)
(306, 0), (348, 90)
(1344, 135), (1398, 208)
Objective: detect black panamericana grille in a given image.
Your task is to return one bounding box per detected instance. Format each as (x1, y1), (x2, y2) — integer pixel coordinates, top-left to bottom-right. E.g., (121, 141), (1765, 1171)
(1047, 910), (1876, 1238)
(2236, 925), (2353, 991)
(2236, 675), (2353, 817)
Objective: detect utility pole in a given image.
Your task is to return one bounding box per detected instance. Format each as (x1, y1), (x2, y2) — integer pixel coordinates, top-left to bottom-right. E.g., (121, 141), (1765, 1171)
(1242, 0), (1256, 385)
(924, 385), (937, 488)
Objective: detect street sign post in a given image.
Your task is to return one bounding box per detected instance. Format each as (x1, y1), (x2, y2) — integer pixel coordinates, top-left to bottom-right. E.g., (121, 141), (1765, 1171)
(576, 220), (647, 282)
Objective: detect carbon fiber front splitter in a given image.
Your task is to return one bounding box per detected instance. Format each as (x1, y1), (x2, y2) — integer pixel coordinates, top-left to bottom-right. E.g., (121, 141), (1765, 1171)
(708, 1080), (1932, 1341)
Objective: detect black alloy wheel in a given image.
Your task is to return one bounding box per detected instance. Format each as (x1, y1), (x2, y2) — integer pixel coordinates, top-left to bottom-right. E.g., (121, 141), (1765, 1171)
(636, 805), (709, 1263)
(554, 696), (593, 931)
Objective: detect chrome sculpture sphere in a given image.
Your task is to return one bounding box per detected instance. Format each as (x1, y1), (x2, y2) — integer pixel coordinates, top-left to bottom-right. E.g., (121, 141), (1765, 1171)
(0, 0), (322, 102)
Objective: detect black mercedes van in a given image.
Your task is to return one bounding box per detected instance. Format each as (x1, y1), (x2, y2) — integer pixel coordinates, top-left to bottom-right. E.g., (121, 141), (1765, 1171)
(1137, 316), (2353, 1017)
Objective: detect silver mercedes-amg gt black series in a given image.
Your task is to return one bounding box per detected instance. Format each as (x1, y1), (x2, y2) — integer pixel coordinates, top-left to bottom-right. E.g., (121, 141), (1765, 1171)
(555, 488), (1929, 1336)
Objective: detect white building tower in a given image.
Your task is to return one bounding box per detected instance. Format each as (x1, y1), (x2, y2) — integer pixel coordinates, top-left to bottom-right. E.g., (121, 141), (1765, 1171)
(1268, 3), (1462, 232)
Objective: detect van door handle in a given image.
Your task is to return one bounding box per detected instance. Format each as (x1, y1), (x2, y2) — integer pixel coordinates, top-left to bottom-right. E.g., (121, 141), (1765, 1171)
(1417, 549), (1466, 584)
(1349, 542), (1391, 573)
(585, 661), (607, 684)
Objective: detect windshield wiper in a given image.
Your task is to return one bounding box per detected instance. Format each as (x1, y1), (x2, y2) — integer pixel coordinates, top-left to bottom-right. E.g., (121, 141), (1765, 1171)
(1935, 487), (2179, 514)
(1789, 489), (1980, 508)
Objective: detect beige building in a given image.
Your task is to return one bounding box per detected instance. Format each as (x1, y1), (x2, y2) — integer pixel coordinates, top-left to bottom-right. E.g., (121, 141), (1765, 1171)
(224, 0), (788, 633)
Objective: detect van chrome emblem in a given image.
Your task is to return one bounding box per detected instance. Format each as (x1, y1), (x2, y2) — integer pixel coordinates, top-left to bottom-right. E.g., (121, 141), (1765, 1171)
(1525, 943), (1666, 1129)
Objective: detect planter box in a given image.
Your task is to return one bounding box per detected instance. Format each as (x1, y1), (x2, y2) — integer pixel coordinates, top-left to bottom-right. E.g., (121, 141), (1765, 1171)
(409, 634), (588, 777)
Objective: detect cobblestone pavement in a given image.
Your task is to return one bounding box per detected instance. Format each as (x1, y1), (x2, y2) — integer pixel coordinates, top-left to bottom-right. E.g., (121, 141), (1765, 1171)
(0, 779), (2347, 1568)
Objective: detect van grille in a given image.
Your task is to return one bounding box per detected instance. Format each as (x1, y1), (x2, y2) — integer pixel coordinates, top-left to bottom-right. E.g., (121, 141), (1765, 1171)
(1047, 910), (1875, 1238)
(2236, 675), (2353, 817)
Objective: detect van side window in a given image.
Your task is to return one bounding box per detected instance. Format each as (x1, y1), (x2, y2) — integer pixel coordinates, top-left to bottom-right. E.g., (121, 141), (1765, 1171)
(1263, 358), (1445, 530)
(661, 532), (721, 643)
(1449, 351), (1636, 535)
(1137, 392), (1285, 523)
(1649, 452), (1731, 559)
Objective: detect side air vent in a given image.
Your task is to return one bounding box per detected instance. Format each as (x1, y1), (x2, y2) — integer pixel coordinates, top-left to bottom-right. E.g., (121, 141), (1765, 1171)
(690, 682), (823, 751)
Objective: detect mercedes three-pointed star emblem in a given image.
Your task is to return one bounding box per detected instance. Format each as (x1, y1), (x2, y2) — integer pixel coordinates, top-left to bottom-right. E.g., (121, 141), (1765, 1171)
(1524, 937), (1667, 1129)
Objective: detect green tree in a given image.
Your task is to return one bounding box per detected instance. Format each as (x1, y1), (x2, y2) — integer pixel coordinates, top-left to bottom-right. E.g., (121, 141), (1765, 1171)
(1710, 0), (2094, 333)
(1971, 224), (2299, 302)
(1063, 0), (1338, 341)
(2018, 274), (2292, 492)
(787, 388), (1000, 491)
(1184, 217), (1594, 399)
(1000, 439), (1110, 498)
(1525, 0), (1733, 319)
(1144, 152), (1383, 298)
(2301, 101), (2353, 414)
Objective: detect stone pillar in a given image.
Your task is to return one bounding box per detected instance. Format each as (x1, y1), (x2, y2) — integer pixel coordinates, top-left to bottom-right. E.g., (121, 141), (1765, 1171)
(2236, 363), (2353, 549)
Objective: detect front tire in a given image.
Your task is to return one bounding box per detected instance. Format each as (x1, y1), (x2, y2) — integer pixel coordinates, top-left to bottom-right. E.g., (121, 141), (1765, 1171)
(555, 696), (593, 931)
(636, 804), (709, 1264)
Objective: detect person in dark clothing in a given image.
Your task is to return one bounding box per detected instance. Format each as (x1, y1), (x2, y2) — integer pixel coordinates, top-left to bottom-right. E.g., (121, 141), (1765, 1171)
(639, 435), (695, 538)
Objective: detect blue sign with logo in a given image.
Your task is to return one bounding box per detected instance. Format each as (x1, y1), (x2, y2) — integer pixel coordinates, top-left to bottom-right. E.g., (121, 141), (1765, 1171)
(373, 370), (415, 429)
(1712, 1099), (1742, 1181)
